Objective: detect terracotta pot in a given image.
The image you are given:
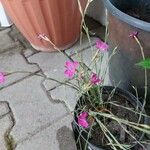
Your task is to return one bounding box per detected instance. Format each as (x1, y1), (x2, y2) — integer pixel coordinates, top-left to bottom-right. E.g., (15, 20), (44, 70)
(1, 0), (87, 51)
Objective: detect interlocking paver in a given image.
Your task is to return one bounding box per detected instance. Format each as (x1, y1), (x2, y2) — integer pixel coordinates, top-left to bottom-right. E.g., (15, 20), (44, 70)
(0, 76), (69, 143)
(16, 114), (76, 150)
(65, 34), (97, 56)
(0, 46), (39, 89)
(23, 48), (38, 58)
(0, 114), (14, 150)
(9, 25), (32, 49)
(0, 28), (14, 51)
(49, 82), (78, 111)
(0, 102), (10, 117)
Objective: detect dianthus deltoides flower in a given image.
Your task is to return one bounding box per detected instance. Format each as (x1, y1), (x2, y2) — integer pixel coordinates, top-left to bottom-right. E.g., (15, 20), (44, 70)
(64, 61), (79, 79)
(129, 31), (138, 38)
(0, 72), (5, 84)
(96, 39), (109, 52)
(90, 73), (102, 85)
(77, 112), (89, 128)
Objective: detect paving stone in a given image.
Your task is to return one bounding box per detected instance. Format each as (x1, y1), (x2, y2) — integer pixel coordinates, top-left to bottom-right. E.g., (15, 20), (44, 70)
(9, 25), (32, 49)
(0, 46), (39, 89)
(0, 114), (14, 150)
(43, 79), (60, 91)
(16, 114), (77, 150)
(0, 28), (17, 51)
(0, 102), (10, 117)
(65, 34), (98, 56)
(0, 76), (68, 143)
(27, 36), (98, 91)
(49, 81), (78, 111)
(23, 48), (38, 58)
(27, 51), (68, 91)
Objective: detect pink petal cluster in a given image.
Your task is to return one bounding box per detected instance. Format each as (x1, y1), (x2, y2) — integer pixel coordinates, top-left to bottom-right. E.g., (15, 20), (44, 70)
(96, 39), (109, 52)
(64, 61), (79, 79)
(129, 31), (138, 38)
(90, 73), (102, 85)
(77, 112), (89, 128)
(0, 72), (5, 84)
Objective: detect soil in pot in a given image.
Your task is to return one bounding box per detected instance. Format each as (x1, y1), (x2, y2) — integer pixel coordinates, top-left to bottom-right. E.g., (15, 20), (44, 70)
(88, 94), (143, 149)
(75, 87), (145, 150)
(111, 0), (150, 22)
(125, 6), (150, 22)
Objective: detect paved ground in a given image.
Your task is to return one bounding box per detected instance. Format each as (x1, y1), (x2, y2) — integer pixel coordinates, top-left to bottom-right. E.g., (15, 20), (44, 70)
(0, 19), (149, 150)
(0, 18), (108, 150)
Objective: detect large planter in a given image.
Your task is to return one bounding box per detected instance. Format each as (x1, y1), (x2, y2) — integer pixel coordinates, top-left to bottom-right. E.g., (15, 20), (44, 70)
(104, 0), (150, 99)
(1, 0), (87, 51)
(72, 86), (147, 150)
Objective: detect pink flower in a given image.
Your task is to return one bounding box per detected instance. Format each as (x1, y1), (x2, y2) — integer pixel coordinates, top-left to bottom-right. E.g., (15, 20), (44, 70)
(0, 72), (5, 84)
(96, 39), (109, 52)
(90, 73), (102, 85)
(64, 61), (79, 79)
(129, 31), (138, 38)
(78, 112), (89, 128)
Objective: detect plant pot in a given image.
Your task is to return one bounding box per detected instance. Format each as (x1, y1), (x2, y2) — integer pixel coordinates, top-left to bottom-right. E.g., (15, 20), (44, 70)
(104, 0), (150, 99)
(72, 86), (148, 150)
(1, 0), (87, 51)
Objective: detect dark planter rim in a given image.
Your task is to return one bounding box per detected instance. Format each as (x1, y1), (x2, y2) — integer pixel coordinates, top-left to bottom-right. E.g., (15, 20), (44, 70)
(72, 86), (148, 150)
(103, 0), (150, 32)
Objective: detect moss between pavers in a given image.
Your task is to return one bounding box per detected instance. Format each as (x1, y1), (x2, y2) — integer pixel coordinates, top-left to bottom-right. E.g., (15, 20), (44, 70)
(4, 131), (16, 150)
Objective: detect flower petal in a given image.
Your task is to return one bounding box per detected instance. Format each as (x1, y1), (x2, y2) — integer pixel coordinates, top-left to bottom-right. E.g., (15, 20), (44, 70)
(79, 112), (88, 119)
(77, 112), (89, 128)
(129, 31), (138, 38)
(0, 72), (5, 84)
(64, 60), (79, 79)
(78, 118), (89, 128)
(96, 39), (109, 52)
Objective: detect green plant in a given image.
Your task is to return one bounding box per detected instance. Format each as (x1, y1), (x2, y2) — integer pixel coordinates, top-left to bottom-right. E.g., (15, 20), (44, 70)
(138, 59), (150, 69)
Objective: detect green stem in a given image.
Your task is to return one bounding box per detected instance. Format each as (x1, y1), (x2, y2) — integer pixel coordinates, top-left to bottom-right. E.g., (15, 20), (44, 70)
(134, 36), (148, 123)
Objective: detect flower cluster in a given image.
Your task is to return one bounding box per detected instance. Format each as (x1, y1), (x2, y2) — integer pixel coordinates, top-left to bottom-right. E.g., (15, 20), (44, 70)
(64, 61), (79, 79)
(63, 39), (109, 128)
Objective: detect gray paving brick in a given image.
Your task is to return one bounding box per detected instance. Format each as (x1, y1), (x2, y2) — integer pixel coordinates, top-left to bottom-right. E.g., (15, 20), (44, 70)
(0, 28), (18, 51)
(0, 102), (10, 117)
(0, 76), (68, 143)
(0, 46), (39, 89)
(0, 114), (13, 150)
(16, 114), (77, 150)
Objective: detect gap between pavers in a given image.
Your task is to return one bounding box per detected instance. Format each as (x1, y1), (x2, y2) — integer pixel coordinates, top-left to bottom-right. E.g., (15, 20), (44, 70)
(0, 114), (14, 150)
